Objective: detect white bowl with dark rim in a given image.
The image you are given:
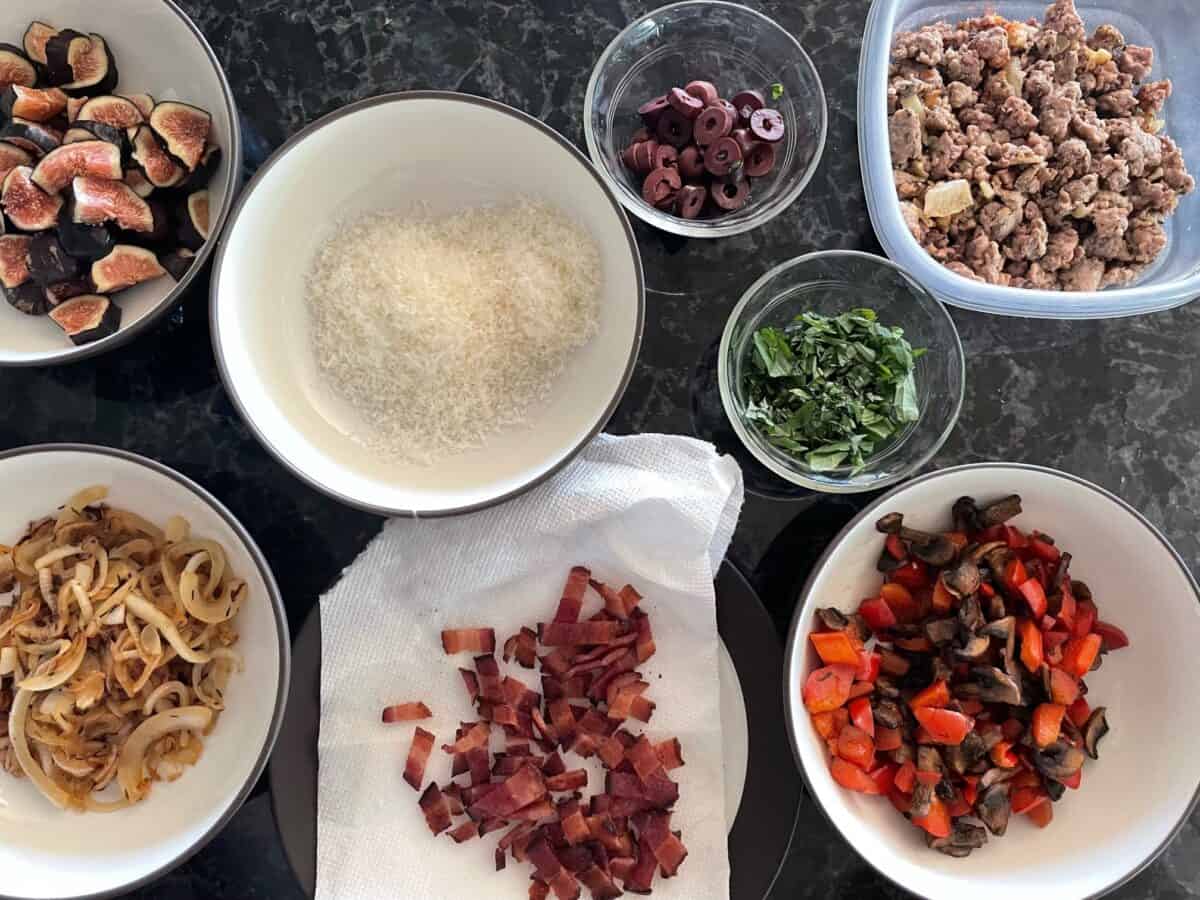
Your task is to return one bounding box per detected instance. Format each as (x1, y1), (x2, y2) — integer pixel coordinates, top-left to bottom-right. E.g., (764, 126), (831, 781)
(211, 91), (644, 518)
(784, 463), (1200, 900)
(0, 444), (288, 900)
(0, 0), (240, 367)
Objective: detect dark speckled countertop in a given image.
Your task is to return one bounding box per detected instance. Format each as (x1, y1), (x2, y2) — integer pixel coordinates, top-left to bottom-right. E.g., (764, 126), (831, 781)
(1, 0), (1198, 898)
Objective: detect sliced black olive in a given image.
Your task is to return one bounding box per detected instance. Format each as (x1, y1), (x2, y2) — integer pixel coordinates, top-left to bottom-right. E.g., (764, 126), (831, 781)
(978, 494), (1023, 527)
(59, 35), (119, 97)
(26, 233), (80, 285)
(57, 206), (115, 261)
(22, 22), (57, 67)
(158, 247), (195, 282)
(0, 43), (37, 92)
(1033, 740), (1085, 782)
(4, 280), (52, 315)
(150, 101), (212, 171)
(971, 665), (1023, 705)
(49, 294), (120, 345)
(1082, 707), (1109, 759)
(2, 165), (62, 232)
(90, 244), (166, 294)
(976, 784), (1011, 835)
(0, 118), (62, 157)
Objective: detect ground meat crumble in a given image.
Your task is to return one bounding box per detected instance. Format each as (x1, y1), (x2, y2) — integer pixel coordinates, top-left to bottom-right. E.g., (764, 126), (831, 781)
(888, 0), (1193, 291)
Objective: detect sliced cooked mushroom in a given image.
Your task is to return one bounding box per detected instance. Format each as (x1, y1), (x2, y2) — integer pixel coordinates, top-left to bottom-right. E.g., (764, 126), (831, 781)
(931, 656), (953, 683)
(980, 766), (1018, 789)
(846, 614), (871, 644)
(976, 784), (1011, 835)
(872, 698), (903, 729)
(876, 512), (904, 534)
(964, 540), (1007, 564)
(958, 595), (986, 633)
(955, 634), (991, 661)
(1033, 740), (1085, 781)
(816, 607), (849, 632)
(927, 820), (988, 857)
(942, 559), (981, 598)
(985, 592), (1007, 621)
(874, 675), (900, 699)
(1053, 551), (1072, 591)
(879, 649), (911, 677)
(1082, 707), (1109, 760)
(889, 742), (915, 765)
(1072, 580), (1092, 602)
(981, 616), (1015, 640)
(977, 494), (1022, 527)
(959, 730), (987, 769)
(972, 666), (1023, 705)
(1060, 714), (1084, 747)
(942, 741), (967, 775)
(874, 512), (958, 566)
(917, 745), (943, 778)
(952, 496), (981, 533)
(982, 545), (1014, 578)
(877, 549), (905, 573)
(924, 618), (959, 646)
(1044, 777), (1066, 802)
(910, 781), (933, 818)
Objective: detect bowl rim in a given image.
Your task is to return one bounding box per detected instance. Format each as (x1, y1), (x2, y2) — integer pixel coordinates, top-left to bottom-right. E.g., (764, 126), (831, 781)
(0, 0), (244, 368)
(716, 249), (965, 493)
(209, 89), (646, 519)
(582, 0), (829, 239)
(781, 461), (1200, 899)
(0, 442), (290, 900)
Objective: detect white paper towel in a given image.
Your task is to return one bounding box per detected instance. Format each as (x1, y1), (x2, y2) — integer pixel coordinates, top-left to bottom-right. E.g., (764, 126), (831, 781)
(316, 433), (744, 900)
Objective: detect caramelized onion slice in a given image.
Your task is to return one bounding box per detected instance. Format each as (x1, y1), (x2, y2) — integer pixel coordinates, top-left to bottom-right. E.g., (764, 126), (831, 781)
(116, 705), (213, 802)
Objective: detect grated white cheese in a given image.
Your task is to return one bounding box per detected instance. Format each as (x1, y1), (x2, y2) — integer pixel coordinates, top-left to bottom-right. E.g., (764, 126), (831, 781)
(306, 200), (602, 464)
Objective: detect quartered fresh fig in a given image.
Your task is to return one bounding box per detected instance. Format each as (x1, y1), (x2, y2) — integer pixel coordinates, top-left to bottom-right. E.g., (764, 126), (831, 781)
(42, 29), (86, 86)
(177, 189), (210, 250)
(32, 140), (122, 193)
(1, 86), (69, 123)
(49, 293), (120, 344)
(60, 34), (119, 97)
(71, 175), (154, 233)
(159, 247), (195, 281)
(78, 95), (143, 130)
(149, 101), (210, 171)
(0, 234), (31, 288)
(66, 95), (86, 123)
(118, 199), (169, 248)
(22, 22), (56, 66)
(26, 233), (80, 285)
(123, 168), (154, 199)
(44, 276), (92, 306)
(0, 43), (37, 92)
(90, 244), (165, 293)
(4, 280), (52, 315)
(1, 165), (62, 231)
(130, 125), (182, 188)
(181, 143), (221, 192)
(123, 93), (155, 120)
(63, 121), (127, 148)
(0, 142), (32, 184)
(57, 206), (114, 261)
(0, 118), (62, 158)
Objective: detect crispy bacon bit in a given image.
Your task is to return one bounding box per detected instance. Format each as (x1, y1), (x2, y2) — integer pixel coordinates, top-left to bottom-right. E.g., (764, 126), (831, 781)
(502, 676), (541, 710)
(589, 578), (628, 619)
(627, 735), (664, 781)
(540, 647), (578, 677)
(441, 628), (496, 655)
(605, 672), (643, 707)
(633, 610), (656, 663)
(578, 864), (622, 900)
(382, 701), (432, 723)
(570, 731), (599, 759)
(459, 668), (480, 704)
(492, 703), (520, 729)
(447, 820), (479, 843)
(441, 722), (489, 756)
(499, 821), (537, 852)
(475, 654), (504, 702)
(624, 835), (658, 893)
(597, 735), (627, 770)
(504, 627), (539, 668)
(606, 771), (679, 810)
(493, 755), (528, 777)
(531, 707), (558, 744)
(480, 817), (508, 836)
(527, 837), (582, 900)
(507, 734), (532, 756)
(587, 813), (634, 855)
(442, 782), (465, 816)
(466, 746), (491, 786)
(545, 769), (588, 792)
(638, 811), (689, 877)
(588, 651), (639, 701)
(607, 680), (649, 721)
(555, 566), (591, 623)
(542, 751), (567, 777)
(629, 695), (656, 723)
(547, 699), (578, 748)
(469, 764), (547, 820)
(404, 726), (435, 791)
(576, 707), (614, 738)
(529, 881), (549, 900)
(496, 847), (507, 871)
(654, 738), (685, 771)
(618, 585), (643, 616)
(538, 620), (634, 647)
(558, 797), (590, 845)
(418, 783), (453, 835)
(609, 857), (637, 882)
(509, 798), (556, 822)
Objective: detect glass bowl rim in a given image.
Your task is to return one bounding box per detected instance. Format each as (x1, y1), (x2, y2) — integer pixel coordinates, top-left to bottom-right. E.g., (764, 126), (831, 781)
(717, 249), (967, 493)
(583, 0), (829, 239)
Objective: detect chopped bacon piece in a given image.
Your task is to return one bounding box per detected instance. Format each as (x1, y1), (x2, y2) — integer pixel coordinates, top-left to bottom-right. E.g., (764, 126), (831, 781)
(480, 817), (507, 836)
(623, 834), (657, 892)
(606, 771), (678, 810)
(605, 672), (644, 707)
(475, 654), (504, 703)
(564, 643), (634, 680)
(527, 837), (582, 900)
(404, 726), (435, 791)
(532, 708), (558, 744)
(447, 820), (479, 843)
(587, 651), (638, 701)
(504, 626), (539, 668)
(598, 734), (626, 770)
(607, 680), (649, 721)
(627, 735), (664, 781)
(491, 703), (520, 729)
(589, 578), (628, 619)
(607, 796), (655, 817)
(654, 738), (685, 771)
(618, 585), (643, 616)
(529, 882), (549, 900)
(546, 769), (589, 792)
(561, 676), (590, 699)
(556, 566), (591, 623)
(462, 784), (497, 807)
(637, 810), (688, 877)
(499, 821), (537, 852)
(547, 699), (578, 749)
(494, 755), (529, 777)
(418, 783), (453, 835)
(578, 864), (622, 900)
(503, 676), (541, 710)
(441, 722), (489, 756)
(441, 628), (496, 655)
(557, 845), (594, 873)
(570, 731), (599, 758)
(538, 620), (634, 647)
(633, 610), (655, 663)
(468, 765), (547, 820)
(381, 702), (432, 723)
(509, 798), (556, 822)
(506, 734), (532, 756)
(459, 668), (480, 704)
(466, 745), (491, 785)
(629, 695), (655, 724)
(586, 813), (634, 855)
(540, 647), (578, 677)
(541, 751), (566, 777)
(608, 857), (636, 882)
(496, 847), (507, 871)
(576, 707), (615, 737)
(558, 798), (590, 845)
(442, 782), (465, 816)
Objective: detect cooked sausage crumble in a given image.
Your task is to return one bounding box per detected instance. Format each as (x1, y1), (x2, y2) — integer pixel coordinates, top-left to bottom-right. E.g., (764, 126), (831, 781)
(889, 0), (1193, 291)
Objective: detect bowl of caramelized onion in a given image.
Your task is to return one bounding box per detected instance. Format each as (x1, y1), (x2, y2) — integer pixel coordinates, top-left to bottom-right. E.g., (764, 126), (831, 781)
(0, 444), (288, 900)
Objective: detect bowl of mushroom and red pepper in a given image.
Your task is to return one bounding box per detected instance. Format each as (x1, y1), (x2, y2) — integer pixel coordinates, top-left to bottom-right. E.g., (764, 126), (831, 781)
(784, 463), (1200, 900)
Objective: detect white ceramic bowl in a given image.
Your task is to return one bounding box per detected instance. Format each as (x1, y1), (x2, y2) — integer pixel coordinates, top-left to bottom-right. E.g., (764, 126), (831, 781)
(0, 445), (288, 900)
(0, 0), (240, 366)
(784, 463), (1200, 900)
(211, 91), (644, 517)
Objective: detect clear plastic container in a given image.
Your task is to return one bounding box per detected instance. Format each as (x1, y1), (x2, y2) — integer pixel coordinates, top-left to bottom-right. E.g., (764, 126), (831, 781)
(859, 0), (1200, 319)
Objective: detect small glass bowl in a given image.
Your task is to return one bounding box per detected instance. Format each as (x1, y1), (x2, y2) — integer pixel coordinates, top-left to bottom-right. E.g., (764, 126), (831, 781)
(584, 1), (827, 239)
(718, 251), (965, 493)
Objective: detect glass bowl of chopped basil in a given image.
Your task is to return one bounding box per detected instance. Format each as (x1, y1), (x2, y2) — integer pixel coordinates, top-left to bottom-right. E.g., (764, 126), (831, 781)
(718, 251), (964, 493)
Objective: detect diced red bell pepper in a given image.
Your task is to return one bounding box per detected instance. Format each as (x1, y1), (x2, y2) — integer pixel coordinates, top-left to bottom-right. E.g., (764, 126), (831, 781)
(893, 761), (916, 793)
(1061, 634), (1102, 678)
(810, 631), (862, 666)
(1010, 786), (1048, 815)
(847, 682), (874, 700)
(868, 763), (897, 794)
(1011, 770), (1041, 789)
(884, 533), (908, 561)
(945, 789), (971, 818)
(875, 726), (902, 751)
(857, 596), (897, 631)
(1072, 599), (1097, 638)
(978, 524), (1006, 543)
(1026, 800), (1054, 827)
(915, 768), (942, 786)
(1040, 614), (1057, 632)
(1018, 619), (1043, 673)
(912, 796), (951, 838)
(1047, 667), (1080, 706)
(888, 786), (911, 813)
(1003, 558), (1028, 592)
(1001, 718), (1024, 741)
(1004, 525), (1028, 550)
(848, 696), (874, 738)
(836, 724), (875, 771)
(990, 740), (1019, 768)
(979, 582), (996, 598)
(802, 664), (855, 713)
(1066, 697), (1091, 728)
(1031, 703), (1065, 748)
(1059, 768), (1082, 790)
(855, 650), (881, 684)
(913, 707), (973, 745)
(1057, 588), (1076, 630)
(888, 560), (930, 591)
(811, 710), (837, 740)
(909, 680), (951, 710)
(881, 582), (921, 622)
(962, 776), (978, 807)
(1019, 578), (1048, 620)
(1093, 620), (1130, 652)
(830, 757), (882, 794)
(1028, 536), (1060, 562)
(931, 578), (955, 614)
(832, 707), (850, 733)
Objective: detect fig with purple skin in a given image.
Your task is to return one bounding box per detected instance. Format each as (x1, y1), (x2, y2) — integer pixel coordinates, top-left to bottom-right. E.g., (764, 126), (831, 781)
(676, 184), (707, 219)
(745, 141), (776, 177)
(655, 108), (693, 148)
(683, 80), (718, 106)
(750, 108), (785, 143)
(694, 105), (734, 146)
(666, 86), (704, 120)
(711, 179), (749, 210)
(703, 136), (742, 176)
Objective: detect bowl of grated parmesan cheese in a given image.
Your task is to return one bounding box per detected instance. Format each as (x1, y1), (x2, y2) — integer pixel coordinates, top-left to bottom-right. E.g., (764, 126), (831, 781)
(210, 92), (644, 517)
